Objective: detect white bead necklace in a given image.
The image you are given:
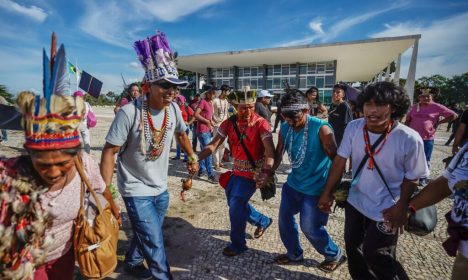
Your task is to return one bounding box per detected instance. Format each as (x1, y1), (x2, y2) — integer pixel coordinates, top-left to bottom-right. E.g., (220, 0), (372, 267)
(285, 116), (309, 169)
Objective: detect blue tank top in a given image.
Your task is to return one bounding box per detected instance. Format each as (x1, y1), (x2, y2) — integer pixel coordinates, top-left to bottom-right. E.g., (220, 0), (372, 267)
(280, 116), (332, 195)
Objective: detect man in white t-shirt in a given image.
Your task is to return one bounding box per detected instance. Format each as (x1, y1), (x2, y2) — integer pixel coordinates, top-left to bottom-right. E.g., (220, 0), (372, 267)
(212, 85), (230, 170)
(319, 82), (428, 279)
(409, 142), (467, 279)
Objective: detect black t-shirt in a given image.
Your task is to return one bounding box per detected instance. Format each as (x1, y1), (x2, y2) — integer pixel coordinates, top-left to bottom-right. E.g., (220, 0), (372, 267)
(255, 101), (272, 123)
(328, 101), (353, 145)
(461, 109), (468, 143)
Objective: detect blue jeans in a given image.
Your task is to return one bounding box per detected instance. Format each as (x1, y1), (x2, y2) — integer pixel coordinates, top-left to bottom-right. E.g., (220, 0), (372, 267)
(175, 128), (190, 160)
(279, 184), (341, 261)
(225, 175), (271, 253)
(198, 132), (214, 176)
(423, 140), (434, 167)
(1, 129), (7, 141)
(123, 191), (172, 280)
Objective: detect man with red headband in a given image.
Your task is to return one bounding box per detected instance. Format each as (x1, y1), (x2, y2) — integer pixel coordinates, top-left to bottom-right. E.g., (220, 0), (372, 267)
(198, 90), (275, 257)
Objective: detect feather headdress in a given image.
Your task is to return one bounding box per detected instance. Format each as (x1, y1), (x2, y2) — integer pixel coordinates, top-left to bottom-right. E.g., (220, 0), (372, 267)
(133, 30), (188, 86)
(16, 33), (85, 150)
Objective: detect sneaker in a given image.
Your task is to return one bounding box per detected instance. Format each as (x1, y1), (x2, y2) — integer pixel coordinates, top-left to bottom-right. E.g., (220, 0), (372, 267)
(197, 171), (206, 178)
(208, 175), (217, 183)
(124, 263), (152, 280)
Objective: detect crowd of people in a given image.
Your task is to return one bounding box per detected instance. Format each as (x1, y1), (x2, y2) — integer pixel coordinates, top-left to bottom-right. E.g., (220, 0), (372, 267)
(1, 31), (467, 280)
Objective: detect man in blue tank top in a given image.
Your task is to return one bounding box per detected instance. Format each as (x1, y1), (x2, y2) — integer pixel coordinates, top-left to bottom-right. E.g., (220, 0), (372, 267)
(271, 89), (346, 272)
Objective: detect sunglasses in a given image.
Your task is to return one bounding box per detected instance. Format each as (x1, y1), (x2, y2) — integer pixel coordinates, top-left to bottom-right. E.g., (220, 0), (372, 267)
(152, 82), (178, 90)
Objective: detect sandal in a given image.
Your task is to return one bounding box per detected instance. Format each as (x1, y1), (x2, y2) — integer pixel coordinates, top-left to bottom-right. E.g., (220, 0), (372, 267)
(274, 254), (303, 265)
(318, 255), (347, 273)
(254, 218), (273, 239)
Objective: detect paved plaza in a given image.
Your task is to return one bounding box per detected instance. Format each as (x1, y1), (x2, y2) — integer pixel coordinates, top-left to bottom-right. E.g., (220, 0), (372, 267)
(0, 106), (454, 280)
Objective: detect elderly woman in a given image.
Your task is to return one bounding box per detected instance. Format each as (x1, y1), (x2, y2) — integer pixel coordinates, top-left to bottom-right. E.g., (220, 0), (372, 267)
(0, 39), (118, 280)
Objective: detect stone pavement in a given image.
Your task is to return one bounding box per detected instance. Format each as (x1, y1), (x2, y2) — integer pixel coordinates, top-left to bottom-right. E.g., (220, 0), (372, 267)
(0, 106), (455, 280)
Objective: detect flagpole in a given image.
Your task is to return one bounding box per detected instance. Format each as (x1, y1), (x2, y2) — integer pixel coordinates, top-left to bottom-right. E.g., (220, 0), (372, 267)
(75, 58), (79, 91)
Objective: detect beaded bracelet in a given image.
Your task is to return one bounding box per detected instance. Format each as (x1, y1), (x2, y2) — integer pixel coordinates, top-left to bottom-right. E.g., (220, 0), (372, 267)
(107, 183), (119, 199)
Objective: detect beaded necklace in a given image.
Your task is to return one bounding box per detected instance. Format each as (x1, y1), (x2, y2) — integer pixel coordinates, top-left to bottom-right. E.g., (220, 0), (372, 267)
(142, 99), (170, 160)
(363, 120), (393, 169)
(285, 116), (309, 169)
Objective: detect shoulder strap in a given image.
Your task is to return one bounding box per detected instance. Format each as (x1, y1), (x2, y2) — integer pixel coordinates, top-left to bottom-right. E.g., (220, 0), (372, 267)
(230, 116), (257, 169)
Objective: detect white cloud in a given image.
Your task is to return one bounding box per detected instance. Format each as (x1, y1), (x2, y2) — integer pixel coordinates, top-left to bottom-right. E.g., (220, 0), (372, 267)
(0, 0), (47, 22)
(79, 0), (222, 48)
(371, 12), (468, 78)
(308, 18), (324, 35)
(129, 61), (140, 69)
(280, 1), (408, 47)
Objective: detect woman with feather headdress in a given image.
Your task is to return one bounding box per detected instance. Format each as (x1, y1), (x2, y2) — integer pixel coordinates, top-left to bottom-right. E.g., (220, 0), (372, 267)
(0, 33), (119, 280)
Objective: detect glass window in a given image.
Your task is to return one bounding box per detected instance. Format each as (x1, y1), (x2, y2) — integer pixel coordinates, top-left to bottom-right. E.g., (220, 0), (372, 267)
(282, 65), (289, 75)
(307, 76), (315, 87)
(308, 63), (316, 74)
(223, 69), (229, 77)
(325, 75), (335, 87)
(251, 79), (258, 89)
(238, 68), (244, 77)
(258, 78), (264, 89)
(290, 65), (297, 75)
(299, 77), (306, 89)
(222, 80), (230, 86)
(316, 77), (324, 88)
(273, 78), (281, 89)
(299, 64), (307, 75)
(244, 67), (250, 77)
(274, 65), (281, 75)
(267, 66), (273, 76)
(289, 76), (296, 87)
(243, 78), (251, 87)
(317, 64), (325, 73)
(251, 67), (258, 77)
(266, 78), (273, 89)
(323, 90), (332, 104)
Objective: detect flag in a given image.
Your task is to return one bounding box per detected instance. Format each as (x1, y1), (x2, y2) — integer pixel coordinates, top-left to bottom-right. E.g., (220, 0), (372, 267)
(0, 104), (22, 130)
(68, 61), (77, 74)
(79, 71), (103, 98)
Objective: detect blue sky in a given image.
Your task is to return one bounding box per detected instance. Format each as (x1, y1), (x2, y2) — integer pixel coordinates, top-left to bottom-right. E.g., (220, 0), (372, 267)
(0, 0), (467, 95)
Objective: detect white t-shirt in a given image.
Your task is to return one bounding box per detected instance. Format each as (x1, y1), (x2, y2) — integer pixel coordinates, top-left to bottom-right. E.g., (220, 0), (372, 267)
(338, 119), (428, 221)
(212, 98), (229, 126)
(442, 142), (468, 257)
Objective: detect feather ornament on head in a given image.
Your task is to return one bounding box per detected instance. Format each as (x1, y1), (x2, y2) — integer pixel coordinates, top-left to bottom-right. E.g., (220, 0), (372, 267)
(16, 33), (85, 150)
(133, 30), (189, 87)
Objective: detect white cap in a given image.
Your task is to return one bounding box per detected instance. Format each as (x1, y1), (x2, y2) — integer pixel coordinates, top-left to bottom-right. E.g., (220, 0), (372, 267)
(258, 90), (273, 98)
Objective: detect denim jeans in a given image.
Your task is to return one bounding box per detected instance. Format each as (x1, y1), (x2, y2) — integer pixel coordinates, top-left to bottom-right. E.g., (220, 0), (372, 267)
(175, 128), (190, 160)
(123, 191), (172, 280)
(344, 203), (408, 280)
(279, 183), (341, 261)
(423, 139), (434, 166)
(198, 132), (214, 176)
(1, 129), (7, 141)
(225, 175), (271, 253)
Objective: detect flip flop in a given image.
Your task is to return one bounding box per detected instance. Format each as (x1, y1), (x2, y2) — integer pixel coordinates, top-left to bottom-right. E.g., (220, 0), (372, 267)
(254, 218), (273, 239)
(274, 254), (304, 265)
(318, 255), (347, 273)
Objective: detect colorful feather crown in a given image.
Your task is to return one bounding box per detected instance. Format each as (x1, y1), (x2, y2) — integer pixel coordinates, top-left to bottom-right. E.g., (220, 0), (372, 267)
(228, 90), (257, 105)
(134, 30), (188, 86)
(15, 33), (85, 150)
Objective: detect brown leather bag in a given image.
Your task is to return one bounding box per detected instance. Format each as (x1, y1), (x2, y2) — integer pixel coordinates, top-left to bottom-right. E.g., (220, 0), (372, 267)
(73, 157), (119, 279)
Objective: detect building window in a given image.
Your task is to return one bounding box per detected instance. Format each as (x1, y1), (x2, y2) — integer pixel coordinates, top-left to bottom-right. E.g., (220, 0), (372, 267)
(308, 63), (316, 74)
(299, 64), (307, 75)
(251, 67), (258, 77)
(307, 76), (315, 87)
(282, 64), (290, 76)
(317, 64), (325, 74)
(325, 75), (335, 87)
(274, 65), (281, 75)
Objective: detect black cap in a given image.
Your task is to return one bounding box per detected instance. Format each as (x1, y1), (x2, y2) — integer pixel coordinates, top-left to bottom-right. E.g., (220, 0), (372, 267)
(220, 84), (231, 91)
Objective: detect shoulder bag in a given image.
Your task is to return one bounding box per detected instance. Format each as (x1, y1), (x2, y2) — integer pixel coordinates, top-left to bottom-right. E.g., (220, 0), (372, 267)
(73, 156), (119, 279)
(372, 157), (437, 236)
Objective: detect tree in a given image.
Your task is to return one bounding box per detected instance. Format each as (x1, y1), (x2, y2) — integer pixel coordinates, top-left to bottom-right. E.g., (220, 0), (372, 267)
(446, 73), (468, 105)
(0, 84), (14, 104)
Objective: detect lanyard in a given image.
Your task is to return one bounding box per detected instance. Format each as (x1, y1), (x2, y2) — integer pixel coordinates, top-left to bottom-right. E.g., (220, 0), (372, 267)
(363, 120), (393, 169)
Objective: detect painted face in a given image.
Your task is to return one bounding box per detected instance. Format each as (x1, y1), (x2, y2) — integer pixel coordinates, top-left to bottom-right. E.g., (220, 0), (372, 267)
(237, 104), (255, 120)
(150, 81), (177, 105)
(30, 150), (76, 187)
(332, 88), (345, 103)
(418, 94), (432, 105)
(282, 110), (307, 129)
(130, 85), (140, 98)
(363, 99), (394, 132)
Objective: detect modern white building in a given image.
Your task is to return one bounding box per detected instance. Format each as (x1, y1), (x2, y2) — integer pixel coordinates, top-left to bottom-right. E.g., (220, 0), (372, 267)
(178, 34), (420, 103)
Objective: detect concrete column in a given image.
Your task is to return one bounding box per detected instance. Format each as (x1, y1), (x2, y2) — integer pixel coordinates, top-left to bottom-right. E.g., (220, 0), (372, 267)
(233, 66), (238, 90)
(207, 68), (212, 86)
(393, 53), (401, 86)
(404, 38), (419, 104)
(262, 64), (268, 89)
(385, 63), (391, 81)
(196, 72), (199, 93)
